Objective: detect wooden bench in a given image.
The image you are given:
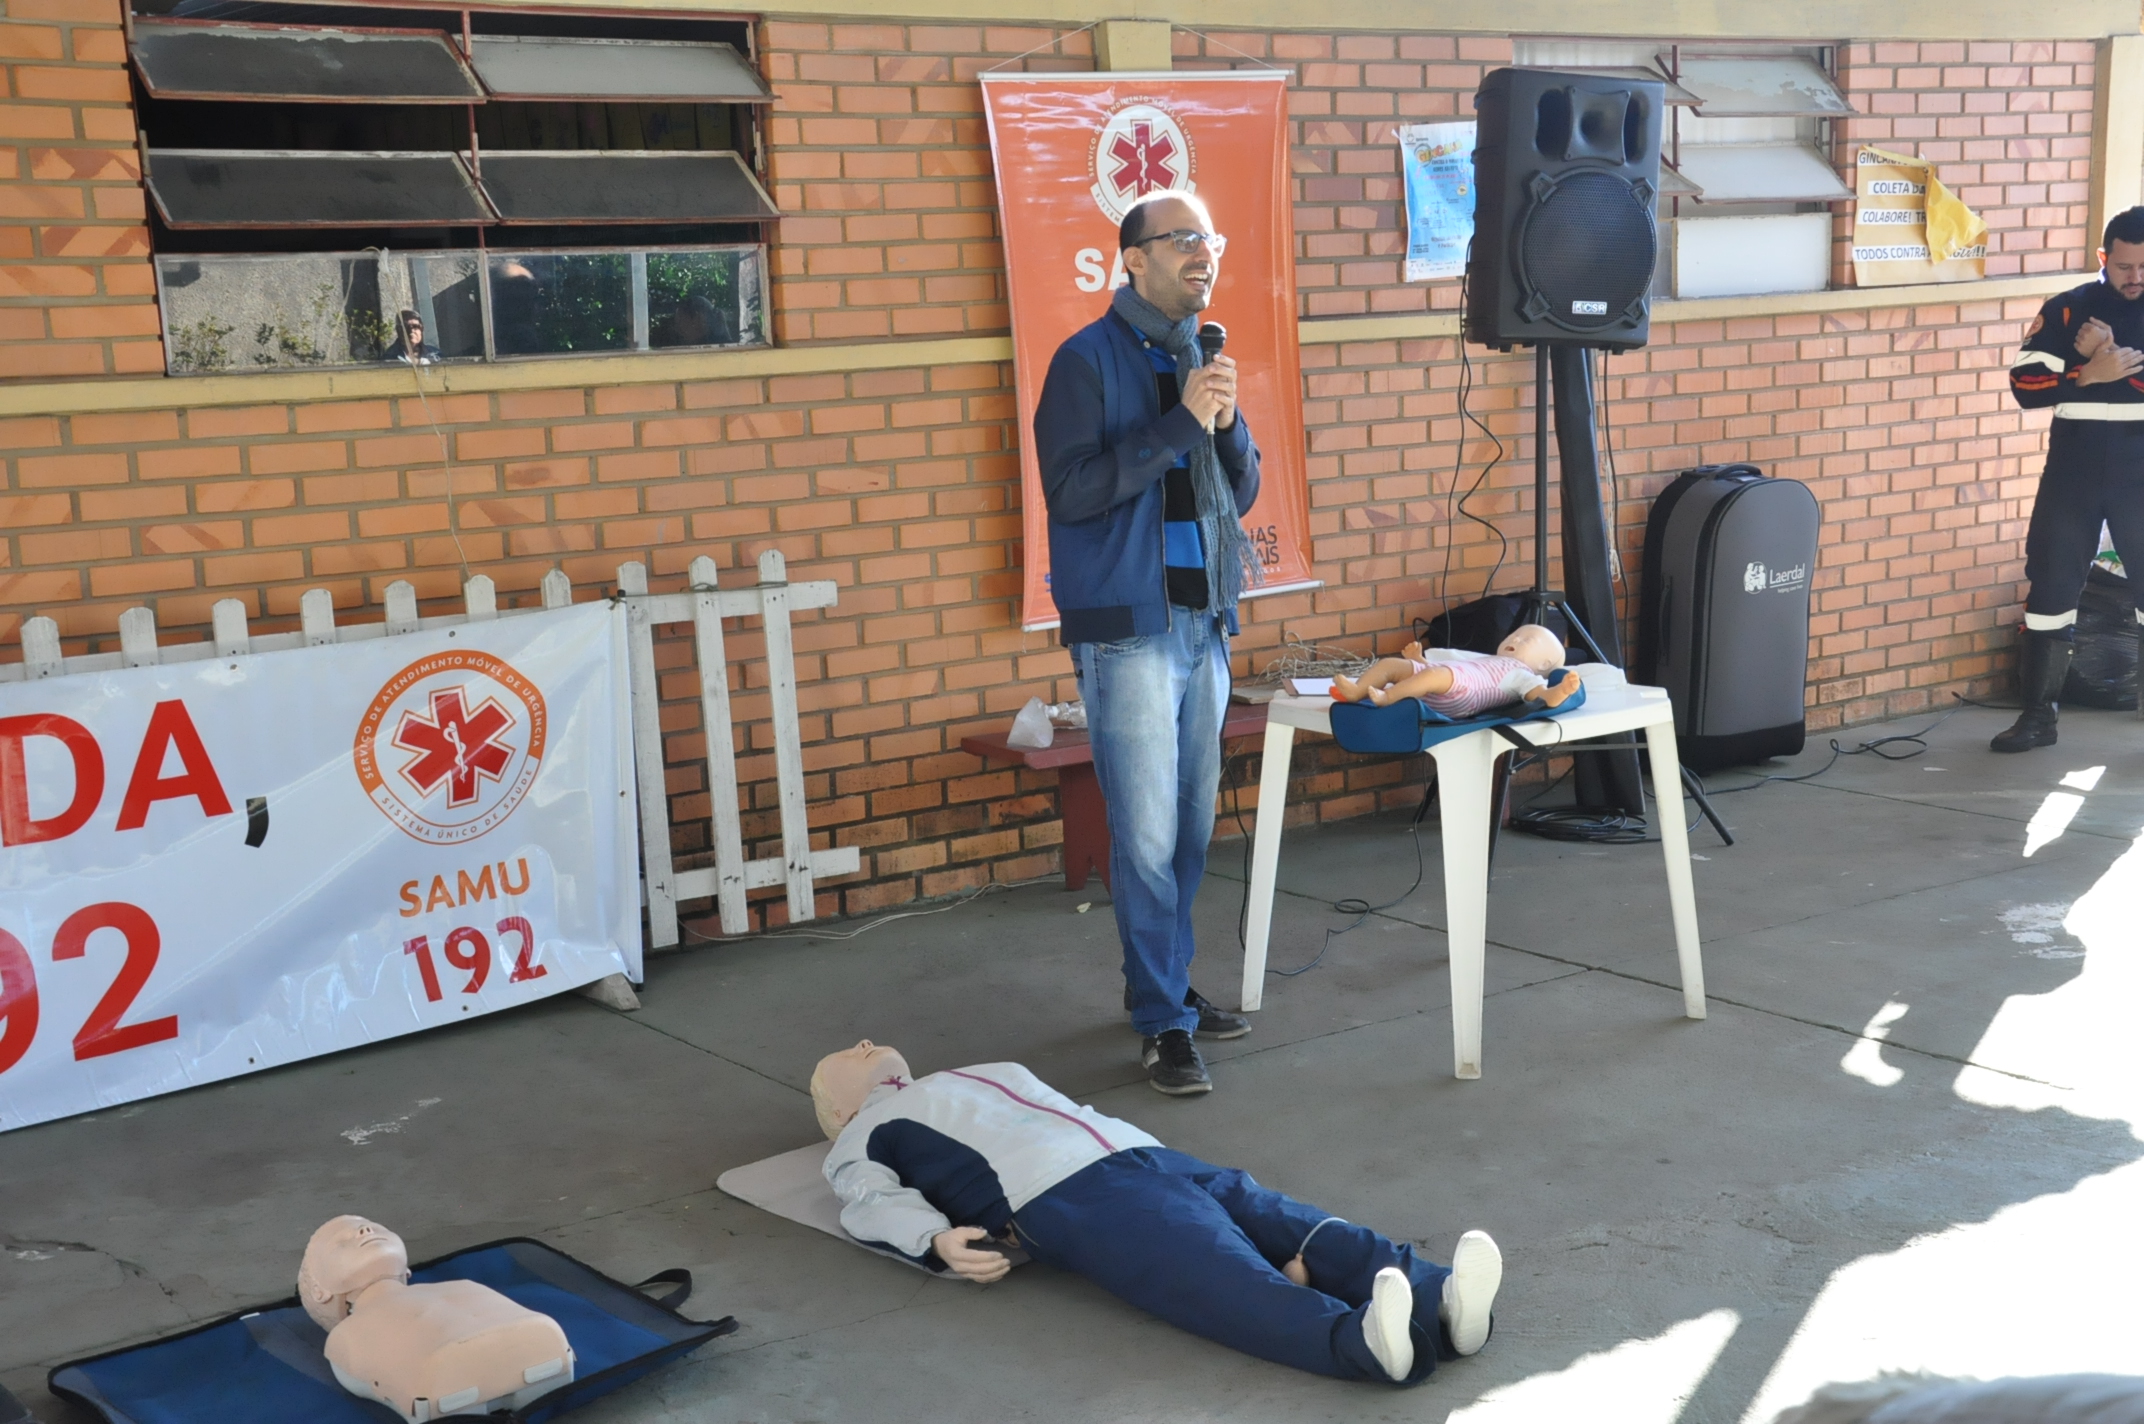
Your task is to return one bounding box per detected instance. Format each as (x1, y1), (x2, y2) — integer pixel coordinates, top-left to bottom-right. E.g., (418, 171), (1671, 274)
(961, 701), (1272, 891)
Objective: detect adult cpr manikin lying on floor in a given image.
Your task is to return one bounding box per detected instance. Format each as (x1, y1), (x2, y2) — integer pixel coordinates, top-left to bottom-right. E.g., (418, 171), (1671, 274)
(811, 1041), (1503, 1385)
(299, 1216), (574, 1423)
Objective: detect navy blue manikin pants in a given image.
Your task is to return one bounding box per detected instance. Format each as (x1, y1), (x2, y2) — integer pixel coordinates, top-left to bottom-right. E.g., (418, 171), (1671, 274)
(1010, 1148), (1457, 1384)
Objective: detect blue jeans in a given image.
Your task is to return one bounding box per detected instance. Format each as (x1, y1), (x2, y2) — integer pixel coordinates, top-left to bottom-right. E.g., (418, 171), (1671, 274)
(1013, 1148), (1457, 1384)
(1075, 609), (1229, 1037)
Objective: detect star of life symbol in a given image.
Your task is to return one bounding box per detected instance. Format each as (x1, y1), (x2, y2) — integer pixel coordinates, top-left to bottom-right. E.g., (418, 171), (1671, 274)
(393, 686), (516, 809)
(1089, 99), (1197, 224)
(355, 648), (548, 844)
(1744, 561), (1767, 593)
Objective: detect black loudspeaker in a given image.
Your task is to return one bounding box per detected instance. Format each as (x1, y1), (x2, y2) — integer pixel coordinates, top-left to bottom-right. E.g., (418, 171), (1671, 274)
(1464, 68), (1664, 352)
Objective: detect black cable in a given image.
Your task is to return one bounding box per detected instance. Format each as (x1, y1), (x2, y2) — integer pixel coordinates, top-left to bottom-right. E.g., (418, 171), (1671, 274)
(1504, 746), (1702, 844)
(1439, 272), (1509, 618)
(1272, 780), (1435, 978)
(1226, 747), (1434, 978)
(1701, 702), (1965, 795)
(1510, 804), (1659, 844)
(1594, 346), (1634, 657)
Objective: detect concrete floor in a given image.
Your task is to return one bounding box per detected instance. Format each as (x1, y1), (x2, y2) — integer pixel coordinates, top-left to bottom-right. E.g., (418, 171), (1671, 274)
(5, 701), (2143, 1423)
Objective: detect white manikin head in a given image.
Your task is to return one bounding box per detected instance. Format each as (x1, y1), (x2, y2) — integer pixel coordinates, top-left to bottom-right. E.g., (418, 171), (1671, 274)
(810, 1040), (913, 1138)
(298, 1215), (410, 1331)
(1497, 624), (1566, 672)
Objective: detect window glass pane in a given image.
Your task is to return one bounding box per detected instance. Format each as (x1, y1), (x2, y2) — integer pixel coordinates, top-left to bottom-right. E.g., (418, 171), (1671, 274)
(145, 150), (490, 228)
(131, 22), (484, 103)
(1674, 57), (1850, 117)
(159, 245), (766, 370)
(382, 253), (486, 363)
(476, 152), (777, 224)
(157, 250), (484, 373)
(1676, 143), (1851, 204)
(648, 248), (762, 348)
(1672, 213), (1830, 298)
(469, 36), (772, 103)
(487, 252), (635, 355)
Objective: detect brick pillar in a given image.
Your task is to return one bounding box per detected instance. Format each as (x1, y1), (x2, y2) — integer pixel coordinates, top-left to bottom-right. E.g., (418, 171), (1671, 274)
(0, 0), (160, 379)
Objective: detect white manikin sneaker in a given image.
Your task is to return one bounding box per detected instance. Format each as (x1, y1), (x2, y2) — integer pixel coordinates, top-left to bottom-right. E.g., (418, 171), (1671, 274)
(1363, 1266), (1415, 1382)
(1439, 1230), (1502, 1356)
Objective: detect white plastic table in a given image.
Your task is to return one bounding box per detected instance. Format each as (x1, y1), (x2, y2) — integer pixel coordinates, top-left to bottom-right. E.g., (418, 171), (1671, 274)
(1237, 671), (1706, 1079)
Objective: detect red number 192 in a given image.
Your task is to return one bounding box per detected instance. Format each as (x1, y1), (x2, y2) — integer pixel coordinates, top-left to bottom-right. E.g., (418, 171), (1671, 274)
(403, 916), (546, 1004)
(0, 902), (180, 1077)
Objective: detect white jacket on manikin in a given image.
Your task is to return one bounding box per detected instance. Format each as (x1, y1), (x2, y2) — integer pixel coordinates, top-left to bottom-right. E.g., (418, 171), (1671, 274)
(822, 1062), (1160, 1262)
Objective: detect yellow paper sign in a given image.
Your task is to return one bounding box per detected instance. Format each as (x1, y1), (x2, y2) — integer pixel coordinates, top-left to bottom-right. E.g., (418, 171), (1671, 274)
(1852, 146), (1986, 287)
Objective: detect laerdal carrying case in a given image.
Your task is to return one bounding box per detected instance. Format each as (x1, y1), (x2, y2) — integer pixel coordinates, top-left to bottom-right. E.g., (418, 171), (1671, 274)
(48, 1239), (738, 1424)
(1635, 464), (1820, 773)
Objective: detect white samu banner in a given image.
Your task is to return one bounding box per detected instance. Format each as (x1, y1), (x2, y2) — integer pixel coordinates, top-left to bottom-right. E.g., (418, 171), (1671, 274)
(0, 602), (638, 1132)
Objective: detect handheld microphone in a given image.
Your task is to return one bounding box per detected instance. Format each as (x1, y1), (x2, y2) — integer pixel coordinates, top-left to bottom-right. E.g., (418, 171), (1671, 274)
(1196, 323), (1228, 430)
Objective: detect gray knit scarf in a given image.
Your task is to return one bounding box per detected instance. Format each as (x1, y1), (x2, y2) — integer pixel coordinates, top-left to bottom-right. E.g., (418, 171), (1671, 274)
(1110, 283), (1263, 616)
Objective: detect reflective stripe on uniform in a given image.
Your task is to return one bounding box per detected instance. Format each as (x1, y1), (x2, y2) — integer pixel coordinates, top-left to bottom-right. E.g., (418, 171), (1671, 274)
(2050, 403), (2144, 420)
(2025, 610), (2080, 630)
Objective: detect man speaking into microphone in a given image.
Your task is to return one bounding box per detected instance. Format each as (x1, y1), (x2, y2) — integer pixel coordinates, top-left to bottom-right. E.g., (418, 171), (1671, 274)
(1033, 188), (1263, 1096)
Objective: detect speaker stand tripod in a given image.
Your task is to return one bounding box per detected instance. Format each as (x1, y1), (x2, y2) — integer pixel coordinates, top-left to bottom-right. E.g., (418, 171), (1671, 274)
(1513, 343), (1733, 847)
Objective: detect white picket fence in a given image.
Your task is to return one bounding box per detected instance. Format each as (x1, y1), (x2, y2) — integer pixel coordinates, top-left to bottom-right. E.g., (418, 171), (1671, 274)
(617, 550), (858, 943)
(1, 554), (853, 944)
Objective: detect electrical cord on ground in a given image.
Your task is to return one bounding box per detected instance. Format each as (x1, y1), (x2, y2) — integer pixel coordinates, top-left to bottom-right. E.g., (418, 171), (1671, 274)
(1222, 727), (1436, 978)
(1503, 742), (1701, 844)
(1507, 751), (1677, 843)
(677, 874), (1061, 944)
(1701, 701), (1965, 795)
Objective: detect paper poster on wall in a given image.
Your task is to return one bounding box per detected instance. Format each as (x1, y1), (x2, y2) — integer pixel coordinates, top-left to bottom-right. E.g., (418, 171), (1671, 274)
(1851, 145), (1987, 288)
(0, 603), (639, 1132)
(981, 71), (1317, 631)
(1399, 121), (1477, 282)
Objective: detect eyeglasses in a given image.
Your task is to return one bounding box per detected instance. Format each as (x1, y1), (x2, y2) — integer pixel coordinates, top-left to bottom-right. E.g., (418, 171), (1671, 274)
(1138, 229), (1228, 256)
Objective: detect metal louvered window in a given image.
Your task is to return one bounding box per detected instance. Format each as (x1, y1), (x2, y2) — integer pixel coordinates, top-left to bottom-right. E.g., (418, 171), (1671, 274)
(1511, 39), (1854, 300)
(129, 0), (778, 373)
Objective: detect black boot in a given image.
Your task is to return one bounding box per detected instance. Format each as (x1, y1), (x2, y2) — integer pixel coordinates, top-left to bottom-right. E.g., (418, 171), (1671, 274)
(1990, 629), (2075, 753)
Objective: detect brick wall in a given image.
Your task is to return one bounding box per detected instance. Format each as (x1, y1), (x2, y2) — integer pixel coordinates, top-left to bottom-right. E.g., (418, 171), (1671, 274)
(1836, 40), (2098, 279)
(0, 19), (2089, 924)
(0, 363), (1423, 926)
(762, 21), (1091, 344)
(1184, 28), (1515, 319)
(0, 0), (158, 381)
(0, 286), (2047, 925)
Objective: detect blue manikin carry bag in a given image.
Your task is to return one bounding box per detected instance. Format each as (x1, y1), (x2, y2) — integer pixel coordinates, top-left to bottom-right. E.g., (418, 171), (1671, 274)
(1327, 669), (1586, 754)
(49, 1239), (738, 1424)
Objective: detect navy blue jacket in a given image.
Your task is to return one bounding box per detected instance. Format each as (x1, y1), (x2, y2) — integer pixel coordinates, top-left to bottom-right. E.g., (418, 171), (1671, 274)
(2008, 277), (2144, 420)
(1034, 310), (1261, 644)
(823, 1063), (1160, 1267)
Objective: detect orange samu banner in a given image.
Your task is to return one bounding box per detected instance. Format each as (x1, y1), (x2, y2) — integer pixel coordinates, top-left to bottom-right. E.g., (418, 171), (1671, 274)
(980, 71), (1315, 631)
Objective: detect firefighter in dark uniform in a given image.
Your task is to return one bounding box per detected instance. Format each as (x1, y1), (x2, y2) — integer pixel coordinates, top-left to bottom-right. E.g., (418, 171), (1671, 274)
(2000, 206), (2144, 751)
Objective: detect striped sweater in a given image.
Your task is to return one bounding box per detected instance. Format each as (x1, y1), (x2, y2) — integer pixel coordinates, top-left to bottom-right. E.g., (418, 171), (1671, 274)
(1411, 649), (1549, 718)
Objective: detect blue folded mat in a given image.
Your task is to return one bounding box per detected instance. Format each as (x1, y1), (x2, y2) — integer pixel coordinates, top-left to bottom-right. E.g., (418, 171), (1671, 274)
(1327, 669), (1586, 754)
(49, 1239), (738, 1424)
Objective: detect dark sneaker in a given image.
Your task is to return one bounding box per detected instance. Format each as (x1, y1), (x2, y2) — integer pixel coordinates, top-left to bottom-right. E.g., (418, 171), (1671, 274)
(1186, 988), (1251, 1040)
(1122, 985), (1253, 1040)
(1140, 1029), (1213, 1095)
